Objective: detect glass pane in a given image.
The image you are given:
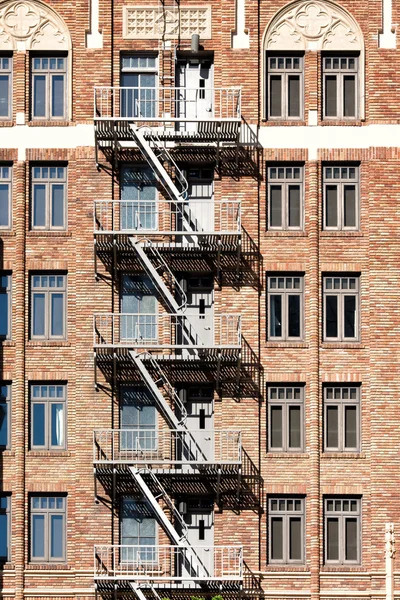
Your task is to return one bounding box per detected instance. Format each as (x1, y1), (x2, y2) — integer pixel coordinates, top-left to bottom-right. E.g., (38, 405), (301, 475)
(33, 75), (46, 118)
(270, 186), (282, 227)
(51, 185), (65, 227)
(344, 295), (356, 338)
(0, 402), (8, 446)
(345, 518), (358, 560)
(0, 75), (9, 118)
(270, 295), (282, 337)
(271, 517), (283, 560)
(325, 186), (338, 227)
(326, 406), (338, 448)
(288, 185), (300, 227)
(0, 289), (8, 337)
(343, 185), (356, 227)
(51, 293), (64, 337)
(343, 76), (356, 118)
(32, 514), (45, 558)
(288, 294), (300, 337)
(0, 183), (10, 227)
(33, 184), (46, 227)
(327, 518), (339, 560)
(51, 75), (64, 118)
(33, 293), (45, 336)
(51, 403), (64, 447)
(50, 514), (64, 558)
(325, 75), (337, 117)
(345, 405), (357, 448)
(270, 406), (282, 448)
(289, 406), (301, 448)
(288, 75), (300, 117)
(289, 517), (302, 560)
(325, 295), (338, 338)
(270, 76), (282, 117)
(0, 512), (8, 560)
(33, 403), (46, 446)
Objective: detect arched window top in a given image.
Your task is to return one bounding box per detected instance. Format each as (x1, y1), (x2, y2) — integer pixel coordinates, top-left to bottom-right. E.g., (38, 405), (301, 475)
(264, 0), (363, 51)
(0, 0), (71, 50)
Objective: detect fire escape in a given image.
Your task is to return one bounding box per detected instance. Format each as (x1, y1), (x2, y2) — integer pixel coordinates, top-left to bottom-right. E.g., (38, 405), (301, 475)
(92, 9), (259, 599)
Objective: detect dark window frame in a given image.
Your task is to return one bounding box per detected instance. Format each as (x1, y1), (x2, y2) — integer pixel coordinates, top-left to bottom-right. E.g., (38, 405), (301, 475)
(31, 165), (67, 231)
(267, 274), (304, 341)
(31, 54), (68, 121)
(322, 54), (359, 121)
(0, 54), (12, 120)
(324, 385), (360, 452)
(266, 54), (304, 121)
(30, 383), (67, 450)
(323, 165), (359, 231)
(267, 385), (304, 452)
(267, 165), (304, 231)
(30, 273), (67, 340)
(0, 383), (11, 450)
(324, 497), (361, 564)
(268, 496), (305, 564)
(323, 275), (360, 342)
(0, 494), (11, 562)
(0, 272), (11, 340)
(30, 495), (66, 563)
(0, 164), (12, 229)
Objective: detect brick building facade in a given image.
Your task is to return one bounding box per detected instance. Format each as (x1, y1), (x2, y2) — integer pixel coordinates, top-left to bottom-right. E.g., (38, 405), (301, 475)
(0, 0), (399, 598)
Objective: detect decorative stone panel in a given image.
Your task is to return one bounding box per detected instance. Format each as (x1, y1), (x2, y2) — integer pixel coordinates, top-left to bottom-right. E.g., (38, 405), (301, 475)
(123, 5), (211, 39)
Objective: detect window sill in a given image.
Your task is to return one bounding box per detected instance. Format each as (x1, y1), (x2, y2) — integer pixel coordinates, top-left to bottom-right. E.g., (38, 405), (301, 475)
(28, 121), (72, 127)
(265, 341), (308, 348)
(320, 120), (362, 127)
(28, 450), (70, 457)
(0, 231), (15, 237)
(322, 452), (366, 459)
(265, 231), (307, 237)
(27, 231), (71, 237)
(321, 342), (364, 349)
(0, 450), (15, 456)
(262, 120), (307, 126)
(263, 565), (309, 573)
(0, 341), (15, 347)
(26, 563), (70, 570)
(320, 231), (363, 237)
(26, 341), (70, 347)
(0, 562), (15, 570)
(265, 452), (309, 459)
(321, 565), (365, 572)
(0, 121), (13, 127)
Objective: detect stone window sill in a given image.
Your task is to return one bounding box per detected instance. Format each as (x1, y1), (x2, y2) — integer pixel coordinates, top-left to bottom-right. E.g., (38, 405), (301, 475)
(28, 121), (73, 127)
(320, 231), (364, 237)
(264, 231), (308, 237)
(25, 563), (70, 570)
(265, 452), (309, 459)
(27, 231), (71, 237)
(265, 342), (309, 349)
(28, 451), (71, 457)
(322, 452), (366, 459)
(321, 343), (365, 349)
(26, 341), (70, 347)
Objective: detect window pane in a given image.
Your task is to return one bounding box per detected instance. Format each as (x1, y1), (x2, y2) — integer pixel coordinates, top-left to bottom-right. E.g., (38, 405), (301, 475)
(51, 293), (64, 336)
(0, 512), (8, 560)
(270, 185), (282, 227)
(0, 402), (8, 447)
(344, 295), (356, 338)
(33, 75), (46, 117)
(344, 405), (357, 448)
(0, 183), (10, 227)
(343, 76), (356, 118)
(288, 75), (300, 117)
(327, 517), (339, 560)
(325, 186), (338, 227)
(271, 517), (283, 560)
(32, 514), (45, 558)
(326, 405), (338, 448)
(288, 294), (300, 337)
(343, 185), (356, 227)
(345, 518), (358, 561)
(325, 75), (337, 117)
(289, 517), (302, 560)
(0, 289), (8, 337)
(51, 75), (64, 118)
(50, 514), (64, 558)
(270, 76), (282, 117)
(51, 403), (65, 447)
(289, 406), (301, 448)
(33, 403), (46, 446)
(270, 406), (282, 448)
(325, 295), (338, 338)
(33, 293), (45, 336)
(270, 295), (282, 337)
(33, 184), (46, 227)
(51, 184), (65, 227)
(0, 75), (9, 118)
(288, 185), (300, 227)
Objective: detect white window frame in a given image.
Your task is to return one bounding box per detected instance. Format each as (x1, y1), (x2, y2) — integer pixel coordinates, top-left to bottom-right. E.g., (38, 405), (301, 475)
(0, 55), (12, 120)
(31, 383), (67, 450)
(324, 497), (361, 565)
(268, 497), (305, 564)
(31, 165), (67, 231)
(267, 165), (304, 230)
(267, 275), (304, 341)
(267, 54), (304, 121)
(119, 385), (157, 452)
(120, 54), (158, 119)
(323, 55), (359, 121)
(120, 274), (158, 343)
(120, 496), (158, 564)
(268, 385), (304, 452)
(323, 165), (359, 231)
(0, 165), (12, 230)
(323, 275), (360, 342)
(31, 274), (67, 340)
(30, 495), (66, 563)
(31, 55), (68, 121)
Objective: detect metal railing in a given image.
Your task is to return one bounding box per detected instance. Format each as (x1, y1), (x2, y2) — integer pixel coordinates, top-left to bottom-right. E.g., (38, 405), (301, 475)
(94, 86), (241, 121)
(93, 313), (241, 349)
(94, 544), (243, 581)
(93, 199), (241, 236)
(93, 429), (242, 465)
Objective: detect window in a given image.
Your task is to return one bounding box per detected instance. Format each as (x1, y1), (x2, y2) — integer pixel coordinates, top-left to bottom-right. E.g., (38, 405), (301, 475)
(0, 383), (10, 449)
(121, 55), (157, 118)
(31, 56), (67, 120)
(323, 55), (358, 120)
(267, 55), (303, 120)
(31, 274), (67, 340)
(120, 166), (157, 231)
(0, 495), (10, 562)
(120, 386), (156, 451)
(325, 497), (361, 564)
(324, 386), (359, 452)
(121, 275), (157, 342)
(323, 275), (359, 341)
(0, 273), (11, 339)
(268, 386), (303, 452)
(268, 497), (304, 563)
(31, 496), (66, 562)
(323, 165), (359, 230)
(268, 275), (303, 340)
(31, 384), (66, 450)
(0, 56), (11, 119)
(0, 165), (11, 229)
(121, 497), (156, 562)
(268, 165), (303, 230)
(31, 166), (67, 230)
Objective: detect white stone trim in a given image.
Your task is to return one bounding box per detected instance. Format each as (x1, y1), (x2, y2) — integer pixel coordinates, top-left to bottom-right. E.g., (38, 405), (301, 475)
(123, 5), (211, 40)
(231, 0), (250, 49)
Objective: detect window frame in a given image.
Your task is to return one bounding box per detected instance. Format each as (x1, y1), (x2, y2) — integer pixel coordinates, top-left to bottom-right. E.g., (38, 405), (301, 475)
(267, 274), (304, 341)
(322, 54), (359, 121)
(120, 53), (158, 119)
(0, 55), (12, 120)
(0, 272), (11, 340)
(30, 273), (67, 341)
(324, 385), (360, 452)
(323, 165), (359, 231)
(0, 165), (12, 230)
(30, 383), (67, 451)
(323, 275), (360, 342)
(267, 385), (304, 452)
(324, 497), (361, 565)
(120, 274), (158, 343)
(0, 383), (11, 450)
(268, 496), (305, 564)
(0, 494), (11, 562)
(31, 54), (68, 121)
(267, 165), (304, 230)
(266, 54), (304, 121)
(30, 495), (66, 563)
(31, 165), (67, 231)
(120, 496), (158, 564)
(119, 385), (157, 452)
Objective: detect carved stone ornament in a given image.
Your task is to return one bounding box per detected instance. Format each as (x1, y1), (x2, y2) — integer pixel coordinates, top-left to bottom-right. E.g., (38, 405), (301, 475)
(123, 5), (211, 40)
(0, 0), (71, 50)
(385, 523), (396, 559)
(265, 0), (362, 50)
